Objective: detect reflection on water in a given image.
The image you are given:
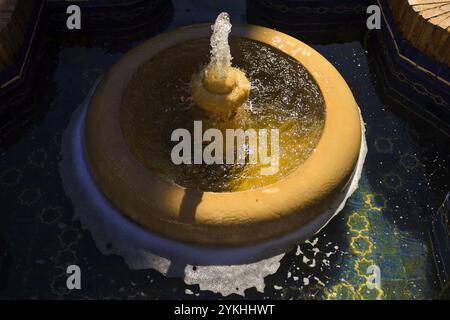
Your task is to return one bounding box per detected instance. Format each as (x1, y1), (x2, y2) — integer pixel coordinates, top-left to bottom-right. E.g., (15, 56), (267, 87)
(121, 37), (325, 191)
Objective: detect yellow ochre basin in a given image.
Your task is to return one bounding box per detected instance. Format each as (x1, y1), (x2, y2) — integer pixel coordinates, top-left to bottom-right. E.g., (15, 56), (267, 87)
(84, 24), (362, 246)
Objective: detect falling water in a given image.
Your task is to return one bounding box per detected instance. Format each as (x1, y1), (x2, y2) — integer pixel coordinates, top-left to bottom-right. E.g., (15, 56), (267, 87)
(208, 12), (232, 79)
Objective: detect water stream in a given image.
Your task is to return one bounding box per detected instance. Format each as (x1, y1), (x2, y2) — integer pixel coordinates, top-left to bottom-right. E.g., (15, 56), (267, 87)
(208, 12), (232, 79)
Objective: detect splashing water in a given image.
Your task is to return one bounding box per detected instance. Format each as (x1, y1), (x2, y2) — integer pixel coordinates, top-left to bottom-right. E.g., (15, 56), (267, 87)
(121, 37), (326, 191)
(208, 12), (232, 79)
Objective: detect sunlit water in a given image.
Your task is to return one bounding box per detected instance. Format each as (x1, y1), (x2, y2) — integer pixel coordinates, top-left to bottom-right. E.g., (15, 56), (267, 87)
(121, 37), (325, 191)
(208, 12), (232, 78)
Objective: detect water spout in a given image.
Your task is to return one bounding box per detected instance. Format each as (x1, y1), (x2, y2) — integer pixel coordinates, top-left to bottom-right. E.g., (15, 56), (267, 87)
(191, 12), (250, 115)
(208, 12), (232, 79)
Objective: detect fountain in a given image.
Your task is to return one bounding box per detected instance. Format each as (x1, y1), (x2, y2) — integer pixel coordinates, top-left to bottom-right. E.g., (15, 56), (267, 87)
(83, 12), (364, 251)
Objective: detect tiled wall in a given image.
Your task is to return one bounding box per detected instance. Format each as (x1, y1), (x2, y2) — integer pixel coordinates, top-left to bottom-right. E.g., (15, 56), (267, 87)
(373, 0), (450, 135)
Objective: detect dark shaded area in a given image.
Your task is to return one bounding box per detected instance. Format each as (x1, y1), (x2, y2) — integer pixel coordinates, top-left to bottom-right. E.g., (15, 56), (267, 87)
(246, 0), (374, 44)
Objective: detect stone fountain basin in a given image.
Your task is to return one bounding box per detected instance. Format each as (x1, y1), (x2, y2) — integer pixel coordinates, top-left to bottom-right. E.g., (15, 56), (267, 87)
(84, 24), (362, 246)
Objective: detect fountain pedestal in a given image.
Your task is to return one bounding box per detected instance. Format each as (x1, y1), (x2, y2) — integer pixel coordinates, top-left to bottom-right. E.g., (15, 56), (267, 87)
(192, 66), (250, 115)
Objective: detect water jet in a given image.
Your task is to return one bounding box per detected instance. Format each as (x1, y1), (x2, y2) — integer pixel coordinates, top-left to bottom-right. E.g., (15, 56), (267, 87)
(191, 13), (250, 116)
